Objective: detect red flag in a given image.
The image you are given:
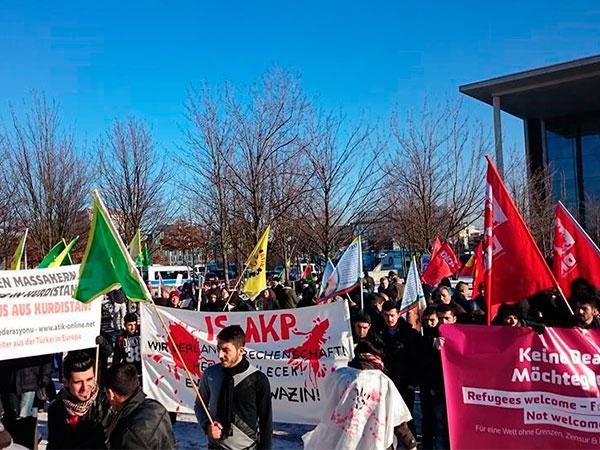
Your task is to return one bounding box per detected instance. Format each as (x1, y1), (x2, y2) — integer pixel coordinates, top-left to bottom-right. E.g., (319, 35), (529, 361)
(553, 201), (600, 298)
(470, 242), (483, 300)
(484, 155), (557, 324)
(422, 242), (460, 285)
(432, 235), (442, 257)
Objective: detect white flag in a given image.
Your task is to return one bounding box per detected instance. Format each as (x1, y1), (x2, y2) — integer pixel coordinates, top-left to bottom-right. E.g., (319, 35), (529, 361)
(399, 258), (426, 318)
(319, 236), (362, 302)
(318, 259), (336, 298)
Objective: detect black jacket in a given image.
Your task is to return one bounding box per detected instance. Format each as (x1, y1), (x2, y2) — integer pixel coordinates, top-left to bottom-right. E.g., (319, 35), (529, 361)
(0, 355), (52, 395)
(420, 327), (444, 390)
(107, 389), (174, 450)
(381, 318), (422, 388)
(272, 284), (298, 310)
(47, 389), (111, 449)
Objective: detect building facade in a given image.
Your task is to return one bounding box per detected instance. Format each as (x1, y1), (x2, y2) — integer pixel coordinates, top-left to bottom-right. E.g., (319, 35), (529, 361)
(460, 55), (600, 225)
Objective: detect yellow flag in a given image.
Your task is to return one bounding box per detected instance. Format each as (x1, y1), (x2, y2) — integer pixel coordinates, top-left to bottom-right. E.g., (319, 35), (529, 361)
(9, 229), (28, 270)
(128, 228), (142, 266)
(242, 225), (270, 300)
(48, 236), (79, 268)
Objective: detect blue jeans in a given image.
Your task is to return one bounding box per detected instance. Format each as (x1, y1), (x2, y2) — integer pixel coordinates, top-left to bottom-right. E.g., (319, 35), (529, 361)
(7, 391), (37, 419)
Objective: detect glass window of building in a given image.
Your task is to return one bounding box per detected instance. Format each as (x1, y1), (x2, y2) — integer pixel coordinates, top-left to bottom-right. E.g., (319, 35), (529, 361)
(545, 119), (578, 211)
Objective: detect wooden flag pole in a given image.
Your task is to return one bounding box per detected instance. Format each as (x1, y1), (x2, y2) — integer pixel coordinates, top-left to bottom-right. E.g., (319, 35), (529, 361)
(149, 298), (214, 424)
(555, 284), (575, 316)
(222, 259), (252, 311)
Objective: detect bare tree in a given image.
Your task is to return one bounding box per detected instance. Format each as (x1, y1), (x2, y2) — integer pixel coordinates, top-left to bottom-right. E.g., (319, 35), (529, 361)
(0, 141), (19, 266)
(98, 118), (169, 243)
(385, 100), (490, 252)
(3, 93), (92, 262)
(224, 67), (310, 245)
(180, 84), (236, 281)
(504, 149), (556, 256)
(298, 110), (384, 259)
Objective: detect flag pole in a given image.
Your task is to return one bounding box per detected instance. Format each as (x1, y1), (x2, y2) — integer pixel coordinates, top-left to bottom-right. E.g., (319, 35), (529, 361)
(149, 298), (213, 424)
(222, 259), (252, 311)
(359, 236), (364, 311)
(92, 190), (213, 424)
(222, 224), (271, 311)
(94, 344), (100, 380)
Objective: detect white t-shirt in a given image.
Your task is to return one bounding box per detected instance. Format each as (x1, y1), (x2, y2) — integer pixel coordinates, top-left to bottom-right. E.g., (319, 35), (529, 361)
(302, 366), (412, 450)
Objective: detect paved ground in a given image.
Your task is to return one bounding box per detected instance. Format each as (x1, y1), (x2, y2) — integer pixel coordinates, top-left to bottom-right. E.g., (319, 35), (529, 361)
(36, 393), (423, 449)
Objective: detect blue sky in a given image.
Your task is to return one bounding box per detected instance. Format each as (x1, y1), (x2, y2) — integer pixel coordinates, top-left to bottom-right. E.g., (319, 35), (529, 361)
(1, 1), (599, 155)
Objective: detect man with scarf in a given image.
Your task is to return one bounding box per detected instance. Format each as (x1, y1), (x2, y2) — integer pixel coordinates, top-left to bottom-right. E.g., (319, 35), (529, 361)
(194, 325), (273, 449)
(47, 351), (110, 449)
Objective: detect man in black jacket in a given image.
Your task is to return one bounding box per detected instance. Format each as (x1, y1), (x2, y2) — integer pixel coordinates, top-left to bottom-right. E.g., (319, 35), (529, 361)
(104, 364), (174, 449)
(271, 277), (298, 310)
(195, 325), (273, 449)
(47, 351), (110, 449)
(380, 300), (422, 436)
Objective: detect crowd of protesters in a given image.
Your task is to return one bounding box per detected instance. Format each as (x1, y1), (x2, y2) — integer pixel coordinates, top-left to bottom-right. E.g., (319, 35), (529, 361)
(1, 265), (598, 449)
(345, 271), (600, 449)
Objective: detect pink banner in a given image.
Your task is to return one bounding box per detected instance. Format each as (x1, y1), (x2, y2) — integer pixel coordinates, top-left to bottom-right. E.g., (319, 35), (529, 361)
(440, 324), (600, 449)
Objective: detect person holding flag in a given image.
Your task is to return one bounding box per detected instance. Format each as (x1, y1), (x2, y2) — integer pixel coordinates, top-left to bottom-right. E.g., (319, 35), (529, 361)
(241, 226), (270, 302)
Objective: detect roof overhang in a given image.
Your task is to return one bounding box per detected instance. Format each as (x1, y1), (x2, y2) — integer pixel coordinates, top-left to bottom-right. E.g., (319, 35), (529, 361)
(460, 55), (600, 120)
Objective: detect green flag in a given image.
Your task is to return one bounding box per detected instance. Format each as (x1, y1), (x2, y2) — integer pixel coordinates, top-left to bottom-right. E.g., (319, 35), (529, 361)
(73, 191), (151, 303)
(129, 228), (143, 267)
(47, 236), (78, 268)
(38, 237), (78, 268)
(38, 239), (67, 268)
(9, 229), (28, 270)
(142, 243), (151, 267)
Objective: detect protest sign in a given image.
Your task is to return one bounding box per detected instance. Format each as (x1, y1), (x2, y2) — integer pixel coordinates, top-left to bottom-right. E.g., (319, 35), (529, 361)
(141, 301), (354, 424)
(441, 324), (600, 449)
(0, 265), (101, 360)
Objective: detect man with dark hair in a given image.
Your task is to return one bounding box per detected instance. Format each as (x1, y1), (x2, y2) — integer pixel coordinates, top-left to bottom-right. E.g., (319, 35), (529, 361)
(113, 313), (142, 379)
(104, 364), (174, 449)
(436, 303), (458, 325)
(352, 311), (382, 348)
(47, 351), (110, 449)
(195, 325), (273, 449)
(573, 294), (600, 329)
(380, 300), (422, 435)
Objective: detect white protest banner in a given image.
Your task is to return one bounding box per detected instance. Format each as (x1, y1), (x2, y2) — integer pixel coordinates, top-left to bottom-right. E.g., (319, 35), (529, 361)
(0, 265), (101, 360)
(141, 301), (354, 424)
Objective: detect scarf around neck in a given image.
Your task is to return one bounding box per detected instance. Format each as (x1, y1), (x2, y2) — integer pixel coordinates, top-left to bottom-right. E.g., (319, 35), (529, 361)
(216, 356), (250, 439)
(62, 383), (99, 417)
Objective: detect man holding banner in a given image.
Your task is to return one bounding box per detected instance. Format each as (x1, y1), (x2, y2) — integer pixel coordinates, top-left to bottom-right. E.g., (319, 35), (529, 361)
(194, 325), (273, 450)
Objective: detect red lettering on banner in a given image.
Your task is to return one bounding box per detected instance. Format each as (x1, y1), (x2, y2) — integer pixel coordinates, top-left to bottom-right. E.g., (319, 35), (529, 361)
(259, 314), (279, 342)
(214, 314), (227, 334)
(280, 313), (296, 340)
(245, 316), (260, 343)
(204, 315), (214, 341)
(12, 304), (31, 316)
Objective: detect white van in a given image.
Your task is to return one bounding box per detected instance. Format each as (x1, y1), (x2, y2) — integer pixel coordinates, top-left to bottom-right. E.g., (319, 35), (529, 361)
(145, 265), (193, 291)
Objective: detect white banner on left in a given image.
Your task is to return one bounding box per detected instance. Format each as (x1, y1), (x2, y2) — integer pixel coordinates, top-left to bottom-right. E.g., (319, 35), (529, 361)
(0, 265), (101, 360)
